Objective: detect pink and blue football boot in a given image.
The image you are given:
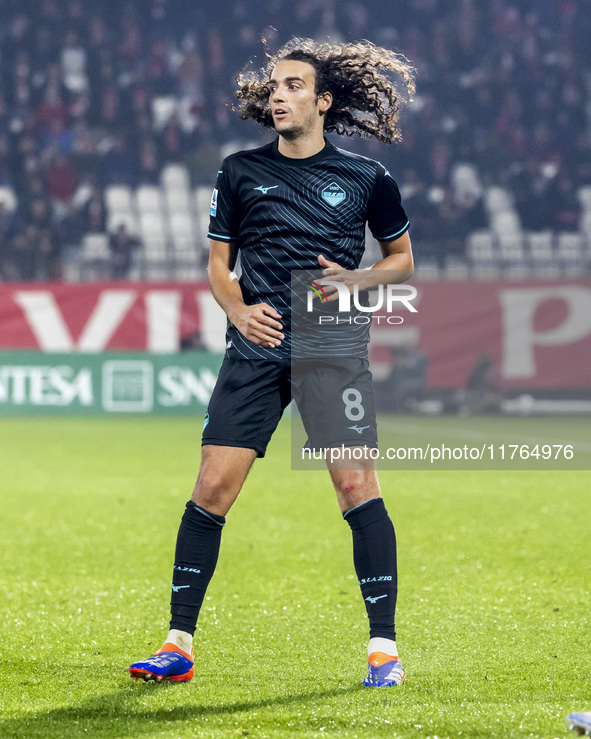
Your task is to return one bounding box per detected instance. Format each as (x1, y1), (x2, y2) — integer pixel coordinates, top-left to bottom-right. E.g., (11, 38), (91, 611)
(129, 642), (194, 682)
(363, 651), (406, 687)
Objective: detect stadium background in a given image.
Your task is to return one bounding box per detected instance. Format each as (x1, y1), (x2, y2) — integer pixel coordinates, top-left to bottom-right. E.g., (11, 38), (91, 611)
(0, 3), (590, 739)
(0, 0), (590, 415)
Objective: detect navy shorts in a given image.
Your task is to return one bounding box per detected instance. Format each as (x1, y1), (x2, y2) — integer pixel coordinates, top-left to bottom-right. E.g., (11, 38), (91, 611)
(202, 355), (377, 457)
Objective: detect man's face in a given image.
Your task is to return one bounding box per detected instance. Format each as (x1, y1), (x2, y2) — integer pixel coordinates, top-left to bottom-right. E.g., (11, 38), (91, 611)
(268, 60), (330, 140)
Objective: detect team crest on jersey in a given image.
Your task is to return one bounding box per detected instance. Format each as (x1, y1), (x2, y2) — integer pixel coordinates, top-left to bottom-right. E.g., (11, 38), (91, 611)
(210, 188), (218, 216)
(321, 182), (347, 207)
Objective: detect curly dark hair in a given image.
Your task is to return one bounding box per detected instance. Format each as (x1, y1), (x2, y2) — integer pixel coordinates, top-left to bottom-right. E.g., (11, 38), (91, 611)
(235, 37), (416, 144)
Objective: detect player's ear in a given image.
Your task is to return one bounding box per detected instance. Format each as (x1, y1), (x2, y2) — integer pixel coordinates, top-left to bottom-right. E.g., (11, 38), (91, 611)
(317, 91), (332, 114)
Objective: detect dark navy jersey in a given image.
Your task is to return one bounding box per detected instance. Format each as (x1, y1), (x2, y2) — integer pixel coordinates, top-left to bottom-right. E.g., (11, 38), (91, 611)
(208, 137), (409, 359)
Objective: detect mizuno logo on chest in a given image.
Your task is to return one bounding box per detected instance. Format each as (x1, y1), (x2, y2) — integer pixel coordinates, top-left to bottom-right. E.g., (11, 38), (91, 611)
(253, 185), (279, 195)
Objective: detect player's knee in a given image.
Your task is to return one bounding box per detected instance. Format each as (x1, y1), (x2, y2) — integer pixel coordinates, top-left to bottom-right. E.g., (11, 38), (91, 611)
(334, 474), (363, 501)
(192, 472), (235, 509)
(340, 480), (358, 496)
(334, 470), (380, 509)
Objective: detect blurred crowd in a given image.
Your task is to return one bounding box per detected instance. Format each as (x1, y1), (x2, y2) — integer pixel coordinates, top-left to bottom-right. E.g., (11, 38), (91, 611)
(0, 0), (589, 279)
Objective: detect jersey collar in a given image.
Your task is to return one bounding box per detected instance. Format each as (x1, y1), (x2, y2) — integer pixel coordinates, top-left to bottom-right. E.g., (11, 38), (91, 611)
(269, 137), (335, 167)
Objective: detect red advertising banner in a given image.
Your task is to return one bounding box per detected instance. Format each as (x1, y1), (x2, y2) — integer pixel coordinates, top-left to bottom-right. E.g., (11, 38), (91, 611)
(0, 282), (222, 354)
(370, 280), (591, 389)
(1, 280), (590, 388)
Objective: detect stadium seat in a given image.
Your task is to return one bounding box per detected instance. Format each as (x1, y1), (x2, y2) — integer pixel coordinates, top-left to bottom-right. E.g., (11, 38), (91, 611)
(414, 260), (440, 280)
(194, 187), (213, 245)
(467, 230), (494, 249)
(468, 243), (497, 265)
(62, 260), (82, 282)
(556, 231), (582, 251)
(140, 211), (167, 241)
(136, 185), (164, 214)
(577, 185), (591, 211)
(144, 263), (171, 281)
(161, 163), (191, 191)
(527, 231), (554, 264)
(472, 265), (501, 280)
(532, 264), (562, 279)
(177, 96), (200, 133)
(504, 265), (531, 280)
(169, 215), (196, 256)
(176, 266), (202, 280)
(166, 187), (192, 214)
(128, 265), (143, 281)
(107, 211), (139, 235)
(220, 141), (245, 159)
(467, 231), (496, 264)
(72, 183), (92, 207)
(556, 232), (584, 268)
(171, 236), (196, 259)
(152, 97), (178, 130)
(451, 163), (482, 205)
(105, 185), (133, 213)
(484, 186), (512, 213)
(0, 185), (18, 212)
(81, 233), (109, 260)
(581, 211), (591, 237)
(195, 186), (213, 209)
(170, 212), (194, 239)
(443, 256), (470, 279)
(491, 210), (521, 236)
(173, 246), (199, 261)
(452, 163), (480, 188)
(142, 235), (168, 257)
(498, 234), (525, 264)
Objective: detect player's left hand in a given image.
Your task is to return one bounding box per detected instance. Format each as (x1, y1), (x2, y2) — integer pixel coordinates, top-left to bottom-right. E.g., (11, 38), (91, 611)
(317, 254), (373, 301)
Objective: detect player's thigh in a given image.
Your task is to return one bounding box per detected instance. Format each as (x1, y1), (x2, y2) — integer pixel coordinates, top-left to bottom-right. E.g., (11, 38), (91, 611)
(203, 355), (291, 459)
(293, 358), (378, 450)
(192, 445), (257, 516)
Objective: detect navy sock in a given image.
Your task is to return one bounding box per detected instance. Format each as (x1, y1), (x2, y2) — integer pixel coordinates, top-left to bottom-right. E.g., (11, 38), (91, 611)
(169, 501), (226, 636)
(343, 497), (397, 641)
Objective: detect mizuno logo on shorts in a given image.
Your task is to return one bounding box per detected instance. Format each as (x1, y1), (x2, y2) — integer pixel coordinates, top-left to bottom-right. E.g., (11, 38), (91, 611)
(348, 425), (370, 434)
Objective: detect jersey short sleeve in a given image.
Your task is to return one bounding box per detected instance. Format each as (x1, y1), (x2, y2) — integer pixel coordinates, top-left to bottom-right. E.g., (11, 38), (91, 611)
(207, 161), (240, 242)
(366, 164), (410, 242)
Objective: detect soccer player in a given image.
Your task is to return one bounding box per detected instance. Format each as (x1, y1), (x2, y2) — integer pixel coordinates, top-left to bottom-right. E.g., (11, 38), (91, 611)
(129, 38), (416, 687)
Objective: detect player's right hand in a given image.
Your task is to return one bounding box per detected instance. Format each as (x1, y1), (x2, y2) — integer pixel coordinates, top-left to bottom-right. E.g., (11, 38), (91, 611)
(231, 303), (284, 349)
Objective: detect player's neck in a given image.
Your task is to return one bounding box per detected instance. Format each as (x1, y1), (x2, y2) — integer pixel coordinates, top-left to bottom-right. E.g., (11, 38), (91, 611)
(277, 130), (326, 159)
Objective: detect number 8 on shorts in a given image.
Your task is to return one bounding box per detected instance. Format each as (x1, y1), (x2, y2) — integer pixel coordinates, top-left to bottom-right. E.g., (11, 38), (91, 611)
(342, 388), (365, 421)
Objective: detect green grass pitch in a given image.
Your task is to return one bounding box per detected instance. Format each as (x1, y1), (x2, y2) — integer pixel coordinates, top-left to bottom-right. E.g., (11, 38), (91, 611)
(0, 416), (589, 739)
